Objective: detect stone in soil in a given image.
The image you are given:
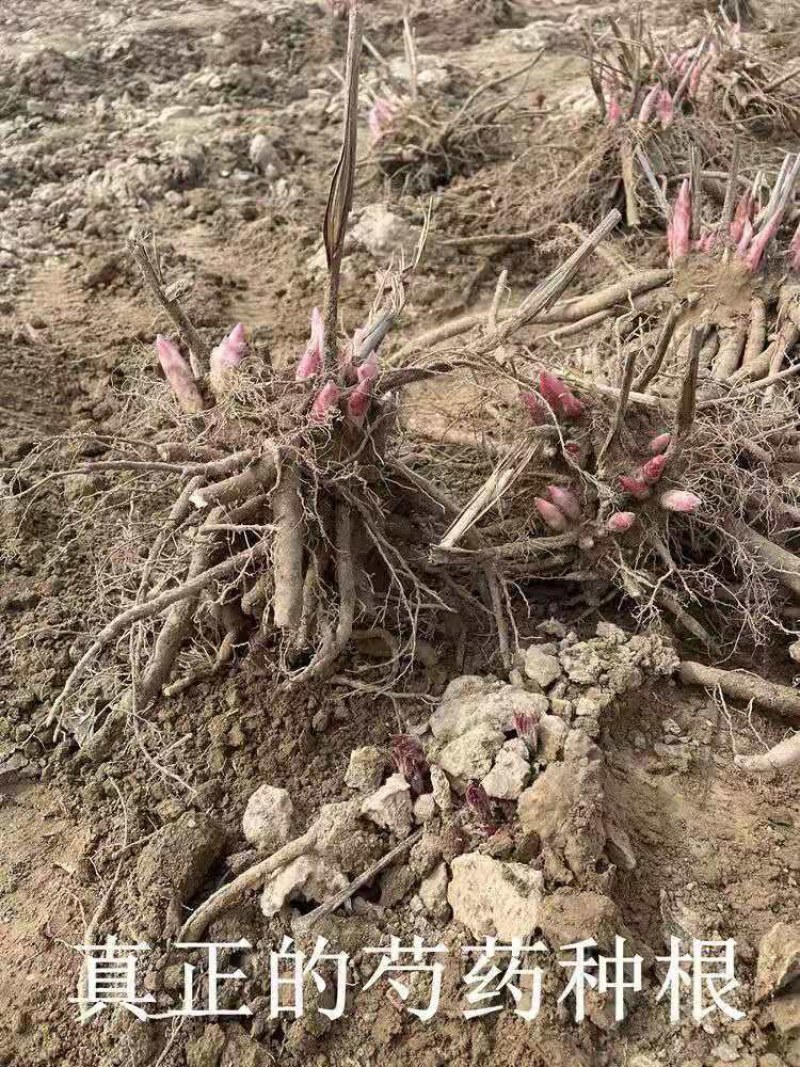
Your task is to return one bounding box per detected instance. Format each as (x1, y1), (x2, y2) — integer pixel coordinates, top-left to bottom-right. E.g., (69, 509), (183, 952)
(241, 784), (294, 853)
(360, 773), (413, 838)
(344, 745), (385, 792)
(447, 852), (544, 940)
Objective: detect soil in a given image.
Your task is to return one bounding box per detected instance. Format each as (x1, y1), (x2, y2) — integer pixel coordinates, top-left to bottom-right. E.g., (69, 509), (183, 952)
(0, 1), (799, 1067)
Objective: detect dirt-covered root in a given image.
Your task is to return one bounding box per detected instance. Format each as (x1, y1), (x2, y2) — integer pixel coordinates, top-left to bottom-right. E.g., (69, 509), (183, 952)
(367, 44), (542, 195)
(680, 660), (800, 723)
(735, 731), (800, 774)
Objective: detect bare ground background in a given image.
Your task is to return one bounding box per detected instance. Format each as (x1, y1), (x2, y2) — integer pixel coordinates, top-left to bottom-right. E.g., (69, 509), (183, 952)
(0, 1), (799, 1066)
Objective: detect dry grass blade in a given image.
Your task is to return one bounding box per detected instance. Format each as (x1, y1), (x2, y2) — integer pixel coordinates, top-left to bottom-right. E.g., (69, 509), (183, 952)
(322, 4), (363, 372)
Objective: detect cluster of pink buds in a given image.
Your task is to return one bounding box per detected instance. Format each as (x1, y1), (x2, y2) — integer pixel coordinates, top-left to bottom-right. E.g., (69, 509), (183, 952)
(391, 733), (428, 795)
(669, 155), (800, 271)
(368, 97), (399, 144)
(534, 484), (582, 532)
(635, 83), (675, 128)
(465, 782), (498, 835)
(513, 712), (538, 750)
(155, 335), (204, 414)
(297, 308), (382, 427)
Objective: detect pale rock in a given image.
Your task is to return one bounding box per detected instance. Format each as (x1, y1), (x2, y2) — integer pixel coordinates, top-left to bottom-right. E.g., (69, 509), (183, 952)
(536, 714), (568, 763)
(248, 132), (280, 176)
(565, 729), (601, 762)
(503, 737), (530, 760)
(539, 888), (653, 966)
(345, 746), (385, 792)
(314, 798), (384, 875)
(388, 54), (450, 90)
(410, 834), (444, 877)
(350, 203), (415, 258)
(429, 675), (548, 743)
(605, 822), (636, 870)
(413, 793), (436, 824)
(523, 646), (562, 688)
(712, 1043), (743, 1064)
(755, 922), (800, 1001)
(419, 861), (450, 920)
(436, 722), (505, 786)
(260, 853), (348, 917)
(448, 852), (544, 940)
(549, 697), (573, 721)
(361, 773), (413, 837)
(481, 745), (530, 800)
(159, 105), (194, 124)
(575, 696), (601, 718)
(241, 785), (293, 853)
(596, 621), (626, 643)
(772, 995), (800, 1036)
(518, 757), (606, 880)
(758, 1056), (785, 1067)
(430, 765), (453, 811)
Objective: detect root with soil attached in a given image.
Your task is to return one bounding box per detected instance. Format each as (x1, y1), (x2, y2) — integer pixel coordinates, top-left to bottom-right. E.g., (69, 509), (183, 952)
(29, 7), (630, 743)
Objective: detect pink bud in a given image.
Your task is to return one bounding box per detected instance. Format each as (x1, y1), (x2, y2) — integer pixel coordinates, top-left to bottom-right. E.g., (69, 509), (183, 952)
(534, 497), (569, 532)
(656, 89), (674, 128)
(210, 321), (247, 372)
(538, 371), (584, 419)
(564, 441), (582, 462)
(638, 84), (661, 124)
(513, 711), (538, 747)
(391, 734), (427, 794)
(608, 511), (636, 533)
(559, 391), (585, 420)
(730, 190), (754, 245)
(619, 475), (651, 500)
(296, 307), (324, 381)
(547, 485), (581, 521)
(649, 432), (671, 454)
(347, 379), (372, 425)
(660, 489), (701, 513)
(743, 213), (782, 273)
(736, 216), (754, 257)
(155, 335), (204, 414)
(521, 390), (548, 424)
(693, 228), (716, 254)
(356, 350), (379, 384)
(539, 370), (568, 409)
(368, 97), (398, 143)
(670, 179), (692, 262)
(639, 454), (668, 484)
(790, 221), (800, 272)
(607, 95), (622, 126)
(465, 782), (497, 834)
(309, 380), (340, 422)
